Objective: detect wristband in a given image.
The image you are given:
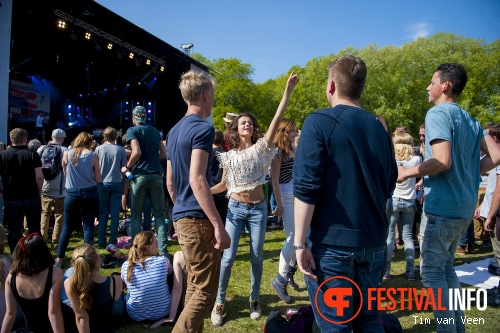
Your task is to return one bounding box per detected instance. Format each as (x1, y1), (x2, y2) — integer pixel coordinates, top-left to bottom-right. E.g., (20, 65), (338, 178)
(293, 243), (308, 250)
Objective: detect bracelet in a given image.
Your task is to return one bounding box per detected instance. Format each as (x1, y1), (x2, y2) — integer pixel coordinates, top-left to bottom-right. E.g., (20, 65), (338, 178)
(293, 243), (308, 250)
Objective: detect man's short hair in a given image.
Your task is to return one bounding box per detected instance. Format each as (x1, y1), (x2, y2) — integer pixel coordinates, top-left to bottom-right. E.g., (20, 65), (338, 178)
(436, 63), (468, 96)
(328, 56), (367, 100)
(28, 139), (41, 151)
(9, 128), (28, 145)
(420, 124), (425, 129)
(485, 123), (500, 139)
(179, 71), (216, 103)
(103, 126), (118, 142)
(213, 129), (224, 147)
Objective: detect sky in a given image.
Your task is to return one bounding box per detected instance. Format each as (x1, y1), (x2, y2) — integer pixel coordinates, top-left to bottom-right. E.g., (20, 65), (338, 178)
(96, 0), (500, 83)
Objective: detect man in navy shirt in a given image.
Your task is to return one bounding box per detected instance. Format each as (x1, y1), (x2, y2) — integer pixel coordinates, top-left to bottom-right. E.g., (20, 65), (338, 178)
(167, 71), (230, 333)
(293, 56), (397, 332)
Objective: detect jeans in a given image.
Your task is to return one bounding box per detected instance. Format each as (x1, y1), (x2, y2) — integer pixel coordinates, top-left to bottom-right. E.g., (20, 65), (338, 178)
(173, 217), (221, 333)
(278, 191), (295, 282)
(143, 196), (152, 230)
(57, 186), (98, 259)
(130, 173), (167, 255)
(459, 221), (475, 248)
(41, 195), (64, 249)
(386, 197), (415, 273)
(216, 199), (267, 303)
(98, 182), (122, 247)
(305, 243), (385, 333)
(419, 212), (471, 333)
(4, 198), (41, 252)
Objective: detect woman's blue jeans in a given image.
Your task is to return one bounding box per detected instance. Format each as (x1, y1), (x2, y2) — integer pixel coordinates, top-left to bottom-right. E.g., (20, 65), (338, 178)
(57, 186), (98, 259)
(386, 197), (416, 273)
(216, 199), (267, 303)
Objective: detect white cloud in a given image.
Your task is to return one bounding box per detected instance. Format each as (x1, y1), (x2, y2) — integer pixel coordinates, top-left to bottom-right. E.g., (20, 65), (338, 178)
(407, 22), (433, 40)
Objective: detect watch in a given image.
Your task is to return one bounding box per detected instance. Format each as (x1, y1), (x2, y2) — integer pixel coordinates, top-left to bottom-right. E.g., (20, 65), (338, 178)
(293, 243), (309, 250)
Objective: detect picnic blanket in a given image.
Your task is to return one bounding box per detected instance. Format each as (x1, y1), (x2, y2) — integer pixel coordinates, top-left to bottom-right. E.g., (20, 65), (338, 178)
(455, 258), (499, 289)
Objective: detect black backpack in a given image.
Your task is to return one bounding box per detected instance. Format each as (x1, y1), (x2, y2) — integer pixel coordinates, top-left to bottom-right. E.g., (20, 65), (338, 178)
(40, 144), (63, 180)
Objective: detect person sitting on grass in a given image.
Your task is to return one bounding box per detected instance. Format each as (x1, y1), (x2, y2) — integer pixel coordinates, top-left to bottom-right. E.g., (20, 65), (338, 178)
(64, 244), (125, 333)
(121, 231), (187, 326)
(1, 233), (64, 333)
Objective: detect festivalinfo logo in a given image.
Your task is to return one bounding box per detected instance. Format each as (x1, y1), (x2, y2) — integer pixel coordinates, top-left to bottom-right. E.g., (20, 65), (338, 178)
(313, 276), (488, 326)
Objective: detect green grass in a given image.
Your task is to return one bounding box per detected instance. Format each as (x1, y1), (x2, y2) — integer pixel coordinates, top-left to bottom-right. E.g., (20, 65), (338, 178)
(57, 228), (499, 333)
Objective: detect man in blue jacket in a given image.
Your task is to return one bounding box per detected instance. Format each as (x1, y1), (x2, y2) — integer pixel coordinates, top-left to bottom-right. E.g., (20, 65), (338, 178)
(293, 56), (397, 332)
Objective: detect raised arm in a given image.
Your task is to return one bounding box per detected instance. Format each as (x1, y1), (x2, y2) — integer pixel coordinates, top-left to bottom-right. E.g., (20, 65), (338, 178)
(264, 71), (299, 147)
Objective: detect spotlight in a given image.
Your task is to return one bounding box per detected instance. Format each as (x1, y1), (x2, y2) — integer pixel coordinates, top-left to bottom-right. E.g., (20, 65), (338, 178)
(58, 20), (66, 29)
(68, 113), (72, 116)
(138, 82), (141, 85)
(148, 102), (152, 105)
(85, 32), (91, 40)
(129, 52), (134, 59)
(146, 59), (151, 65)
(148, 110), (151, 113)
(125, 101), (129, 105)
(107, 43), (113, 50)
(68, 105), (72, 109)
(160, 66), (164, 72)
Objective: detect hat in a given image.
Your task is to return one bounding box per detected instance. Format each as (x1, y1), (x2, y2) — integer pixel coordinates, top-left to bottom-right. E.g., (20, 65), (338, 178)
(133, 106), (146, 123)
(223, 112), (238, 123)
(52, 129), (66, 138)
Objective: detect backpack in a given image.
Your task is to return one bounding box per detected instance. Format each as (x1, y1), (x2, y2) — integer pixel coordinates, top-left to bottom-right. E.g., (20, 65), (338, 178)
(40, 143), (63, 180)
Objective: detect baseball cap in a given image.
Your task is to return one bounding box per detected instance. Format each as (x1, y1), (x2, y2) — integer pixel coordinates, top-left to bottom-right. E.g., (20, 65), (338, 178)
(133, 106), (146, 123)
(52, 129), (66, 138)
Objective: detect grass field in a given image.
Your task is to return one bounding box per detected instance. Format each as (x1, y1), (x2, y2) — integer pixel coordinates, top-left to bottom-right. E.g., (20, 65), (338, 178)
(56, 227), (499, 333)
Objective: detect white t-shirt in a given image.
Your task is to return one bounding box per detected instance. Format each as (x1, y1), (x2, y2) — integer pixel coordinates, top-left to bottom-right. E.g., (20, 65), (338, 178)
(35, 115), (43, 128)
(393, 155), (422, 200)
(480, 166), (500, 218)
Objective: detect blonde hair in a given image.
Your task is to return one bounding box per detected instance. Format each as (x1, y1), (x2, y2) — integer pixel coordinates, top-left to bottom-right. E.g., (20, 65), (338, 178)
(126, 231), (155, 282)
(71, 132), (93, 167)
(393, 133), (414, 161)
(273, 119), (296, 162)
(70, 244), (100, 310)
(179, 71), (216, 103)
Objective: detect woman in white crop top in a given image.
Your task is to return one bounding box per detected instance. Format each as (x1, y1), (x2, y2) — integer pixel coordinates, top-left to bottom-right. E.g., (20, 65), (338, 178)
(210, 72), (299, 325)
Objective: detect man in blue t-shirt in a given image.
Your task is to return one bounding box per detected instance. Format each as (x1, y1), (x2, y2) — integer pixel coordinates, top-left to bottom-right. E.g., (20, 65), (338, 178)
(166, 71), (230, 333)
(124, 106), (167, 255)
(399, 63), (500, 332)
(293, 56), (397, 332)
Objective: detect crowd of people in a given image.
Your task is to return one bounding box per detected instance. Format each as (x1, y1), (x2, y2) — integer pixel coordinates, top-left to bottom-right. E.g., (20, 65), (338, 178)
(0, 57), (499, 333)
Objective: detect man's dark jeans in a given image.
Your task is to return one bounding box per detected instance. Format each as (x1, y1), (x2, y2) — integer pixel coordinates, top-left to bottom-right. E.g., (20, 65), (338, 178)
(4, 198), (41, 252)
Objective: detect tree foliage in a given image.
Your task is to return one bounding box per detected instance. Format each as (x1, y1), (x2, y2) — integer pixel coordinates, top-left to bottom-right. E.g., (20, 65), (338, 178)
(192, 33), (499, 137)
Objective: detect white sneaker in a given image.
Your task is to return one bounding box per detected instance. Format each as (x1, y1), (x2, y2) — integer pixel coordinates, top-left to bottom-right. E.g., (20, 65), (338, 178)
(249, 298), (261, 320)
(211, 302), (224, 326)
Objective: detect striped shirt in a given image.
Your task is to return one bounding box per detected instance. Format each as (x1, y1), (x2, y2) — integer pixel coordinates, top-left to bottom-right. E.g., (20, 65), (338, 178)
(278, 156), (294, 184)
(121, 256), (173, 321)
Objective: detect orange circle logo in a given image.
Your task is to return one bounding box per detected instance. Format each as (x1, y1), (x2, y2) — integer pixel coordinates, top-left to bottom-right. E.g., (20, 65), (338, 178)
(313, 276), (363, 324)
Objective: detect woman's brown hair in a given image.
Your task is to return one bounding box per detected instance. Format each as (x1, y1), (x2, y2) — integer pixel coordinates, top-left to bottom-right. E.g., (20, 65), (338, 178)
(69, 244), (100, 310)
(71, 132), (94, 167)
(273, 119), (296, 162)
(228, 113), (262, 150)
(126, 231), (156, 282)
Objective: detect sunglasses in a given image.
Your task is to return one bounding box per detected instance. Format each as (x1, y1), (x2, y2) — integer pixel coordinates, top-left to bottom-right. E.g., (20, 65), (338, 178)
(18, 232), (40, 251)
